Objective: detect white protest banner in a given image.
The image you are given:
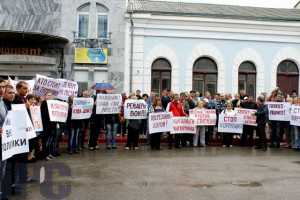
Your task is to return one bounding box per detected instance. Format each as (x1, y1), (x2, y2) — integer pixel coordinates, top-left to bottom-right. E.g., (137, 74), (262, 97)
(72, 97), (94, 120)
(189, 109), (216, 126)
(96, 94), (122, 114)
(57, 78), (78, 101)
(171, 117), (196, 134)
(8, 78), (35, 94)
(30, 106), (43, 132)
(2, 110), (30, 161)
(11, 104), (36, 139)
(266, 102), (291, 121)
(34, 74), (60, 98)
(290, 105), (300, 126)
(124, 99), (148, 119)
(47, 100), (69, 122)
(34, 74), (78, 101)
(218, 113), (243, 134)
(236, 108), (257, 126)
(148, 112), (173, 134)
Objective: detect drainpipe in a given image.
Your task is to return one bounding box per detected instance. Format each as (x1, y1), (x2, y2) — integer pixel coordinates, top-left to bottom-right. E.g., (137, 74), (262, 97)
(129, 11), (134, 93)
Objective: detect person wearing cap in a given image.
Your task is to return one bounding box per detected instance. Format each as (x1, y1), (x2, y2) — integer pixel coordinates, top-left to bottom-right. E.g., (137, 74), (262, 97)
(240, 95), (257, 147)
(254, 95), (269, 150)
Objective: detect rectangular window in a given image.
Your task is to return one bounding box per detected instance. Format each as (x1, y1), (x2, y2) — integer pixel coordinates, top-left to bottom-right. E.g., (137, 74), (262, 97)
(78, 14), (89, 38)
(97, 15), (108, 39)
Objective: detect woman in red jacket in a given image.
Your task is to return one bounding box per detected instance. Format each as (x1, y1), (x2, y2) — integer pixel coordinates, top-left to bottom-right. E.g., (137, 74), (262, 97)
(167, 93), (187, 148)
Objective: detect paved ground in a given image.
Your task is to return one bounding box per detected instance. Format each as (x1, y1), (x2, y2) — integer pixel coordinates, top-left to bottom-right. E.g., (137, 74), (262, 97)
(10, 146), (300, 200)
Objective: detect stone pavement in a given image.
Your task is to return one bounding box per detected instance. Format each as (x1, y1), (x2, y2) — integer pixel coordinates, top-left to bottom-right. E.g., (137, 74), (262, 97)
(10, 146), (300, 200)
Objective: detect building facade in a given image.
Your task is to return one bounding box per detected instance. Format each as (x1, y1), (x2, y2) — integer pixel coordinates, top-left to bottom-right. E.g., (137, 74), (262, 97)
(0, 0), (67, 80)
(61, 0), (127, 92)
(125, 0), (300, 97)
(0, 0), (127, 93)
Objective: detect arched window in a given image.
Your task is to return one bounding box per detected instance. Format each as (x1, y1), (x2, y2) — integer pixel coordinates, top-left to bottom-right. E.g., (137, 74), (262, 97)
(151, 58), (172, 94)
(238, 61), (256, 98)
(96, 3), (109, 39)
(77, 3), (91, 38)
(193, 57), (217, 96)
(277, 60), (299, 95)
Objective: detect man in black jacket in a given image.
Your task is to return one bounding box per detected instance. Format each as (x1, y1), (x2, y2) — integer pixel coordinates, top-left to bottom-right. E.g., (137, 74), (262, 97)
(240, 96), (257, 146)
(255, 95), (269, 151)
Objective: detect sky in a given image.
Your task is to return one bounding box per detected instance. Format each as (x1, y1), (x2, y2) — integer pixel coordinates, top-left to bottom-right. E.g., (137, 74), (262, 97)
(156, 0), (300, 8)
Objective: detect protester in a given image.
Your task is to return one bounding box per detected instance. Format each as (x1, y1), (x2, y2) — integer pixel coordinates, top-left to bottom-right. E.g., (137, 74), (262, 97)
(167, 93), (186, 148)
(150, 99), (164, 150)
(221, 101), (235, 148)
(125, 94), (142, 150)
(0, 79), (9, 200)
(255, 95), (269, 151)
(240, 96), (257, 146)
(193, 100), (207, 147)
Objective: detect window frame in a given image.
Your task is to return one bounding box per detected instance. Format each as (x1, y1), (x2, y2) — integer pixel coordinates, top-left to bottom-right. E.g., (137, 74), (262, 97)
(77, 11), (90, 39)
(96, 13), (109, 39)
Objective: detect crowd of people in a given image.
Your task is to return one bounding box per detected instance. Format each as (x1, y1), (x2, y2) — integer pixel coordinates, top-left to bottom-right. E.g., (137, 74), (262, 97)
(0, 77), (300, 200)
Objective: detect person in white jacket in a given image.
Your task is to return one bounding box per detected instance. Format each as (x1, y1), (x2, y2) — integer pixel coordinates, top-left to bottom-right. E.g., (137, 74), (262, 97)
(222, 101), (237, 148)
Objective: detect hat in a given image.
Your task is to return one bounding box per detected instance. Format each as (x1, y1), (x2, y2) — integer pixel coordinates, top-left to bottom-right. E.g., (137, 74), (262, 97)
(243, 96), (248, 100)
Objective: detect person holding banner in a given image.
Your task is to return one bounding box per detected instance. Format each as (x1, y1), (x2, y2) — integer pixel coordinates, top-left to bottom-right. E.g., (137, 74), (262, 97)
(41, 92), (58, 160)
(254, 95), (269, 151)
(290, 98), (300, 150)
(192, 100), (207, 147)
(125, 94), (142, 150)
(150, 99), (164, 150)
(221, 101), (236, 148)
(240, 96), (257, 147)
(269, 91), (284, 148)
(104, 113), (119, 150)
(25, 95), (38, 161)
(167, 93), (187, 149)
(0, 79), (9, 200)
(66, 97), (80, 154)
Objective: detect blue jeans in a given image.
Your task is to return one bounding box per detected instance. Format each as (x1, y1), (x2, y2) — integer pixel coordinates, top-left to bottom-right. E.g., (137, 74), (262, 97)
(69, 127), (80, 152)
(291, 126), (300, 149)
(106, 123), (118, 148)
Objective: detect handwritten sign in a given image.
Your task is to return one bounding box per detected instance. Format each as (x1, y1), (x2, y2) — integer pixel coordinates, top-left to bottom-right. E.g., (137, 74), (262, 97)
(189, 109), (216, 126)
(266, 102), (290, 121)
(47, 100), (69, 122)
(148, 112), (173, 134)
(72, 98), (94, 119)
(171, 117), (196, 134)
(96, 94), (122, 114)
(30, 106), (43, 132)
(34, 74), (78, 101)
(2, 110), (30, 161)
(124, 99), (148, 119)
(291, 105), (300, 126)
(218, 113), (243, 134)
(11, 104), (36, 139)
(236, 108), (257, 126)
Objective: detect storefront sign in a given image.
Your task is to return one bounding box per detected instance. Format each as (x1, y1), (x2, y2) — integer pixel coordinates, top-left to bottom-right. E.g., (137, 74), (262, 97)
(75, 48), (108, 64)
(0, 47), (42, 56)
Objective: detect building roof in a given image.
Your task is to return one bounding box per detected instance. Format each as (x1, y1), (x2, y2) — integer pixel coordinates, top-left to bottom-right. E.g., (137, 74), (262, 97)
(128, 0), (300, 22)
